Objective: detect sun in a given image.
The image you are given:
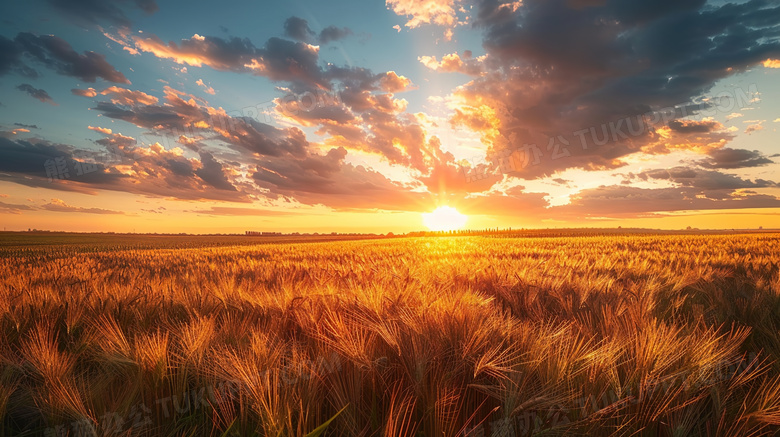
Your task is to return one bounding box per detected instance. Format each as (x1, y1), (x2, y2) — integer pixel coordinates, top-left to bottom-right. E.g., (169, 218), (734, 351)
(422, 206), (468, 232)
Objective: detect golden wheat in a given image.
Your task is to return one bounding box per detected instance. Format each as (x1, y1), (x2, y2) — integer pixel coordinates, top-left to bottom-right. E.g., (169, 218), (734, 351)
(0, 233), (778, 436)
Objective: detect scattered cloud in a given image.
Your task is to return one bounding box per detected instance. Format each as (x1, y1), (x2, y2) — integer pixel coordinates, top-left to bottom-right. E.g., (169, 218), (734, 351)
(195, 78), (215, 95)
(2, 33), (130, 83)
(16, 84), (56, 104)
(284, 16), (353, 44)
(318, 26), (353, 44)
(188, 206), (297, 216)
(41, 198), (124, 214)
(100, 86), (158, 105)
(700, 148), (774, 170)
(88, 126), (113, 135)
(419, 52), (486, 75)
(13, 123), (38, 129)
(72, 87), (98, 97)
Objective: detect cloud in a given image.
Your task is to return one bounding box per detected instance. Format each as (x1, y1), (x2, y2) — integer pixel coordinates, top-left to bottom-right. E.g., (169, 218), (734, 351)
(283, 16), (353, 44)
(0, 35), (25, 77)
(194, 151), (235, 191)
(700, 148), (773, 169)
(387, 0), (460, 29)
(88, 126), (113, 135)
(44, 0), (158, 27)
(250, 147), (432, 211)
(638, 167), (777, 191)
(4, 33), (130, 83)
(667, 119), (720, 134)
(13, 123), (38, 129)
(744, 123), (763, 134)
(188, 206), (297, 216)
(378, 71), (412, 93)
(418, 52), (486, 75)
(112, 30), (468, 205)
(763, 58), (780, 68)
(41, 198), (124, 214)
(283, 16), (315, 42)
(91, 86), (309, 158)
(431, 0), (780, 179)
(16, 84), (56, 104)
(0, 136), (247, 202)
(195, 79), (215, 95)
(0, 200), (36, 214)
(318, 26), (353, 44)
(99, 86), (158, 105)
(0, 137), (122, 188)
(72, 87), (98, 97)
(456, 186), (550, 218)
(132, 33), (325, 90)
(558, 185), (780, 219)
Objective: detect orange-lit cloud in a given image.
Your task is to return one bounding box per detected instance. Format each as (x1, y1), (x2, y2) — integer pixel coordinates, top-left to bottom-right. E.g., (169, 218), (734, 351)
(378, 71), (412, 93)
(195, 79), (215, 95)
(88, 126), (113, 135)
(418, 52), (486, 75)
(100, 86), (159, 105)
(71, 87), (97, 97)
(763, 58), (780, 68)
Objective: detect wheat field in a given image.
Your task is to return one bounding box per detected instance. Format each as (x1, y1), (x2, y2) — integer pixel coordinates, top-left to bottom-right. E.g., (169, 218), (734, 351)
(1, 233), (779, 436)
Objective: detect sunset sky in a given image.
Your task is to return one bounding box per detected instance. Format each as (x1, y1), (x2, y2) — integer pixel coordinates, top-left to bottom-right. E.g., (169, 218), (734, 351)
(1, 0), (779, 233)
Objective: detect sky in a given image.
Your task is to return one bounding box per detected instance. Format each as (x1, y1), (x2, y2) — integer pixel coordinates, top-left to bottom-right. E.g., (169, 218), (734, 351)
(0, 0), (779, 234)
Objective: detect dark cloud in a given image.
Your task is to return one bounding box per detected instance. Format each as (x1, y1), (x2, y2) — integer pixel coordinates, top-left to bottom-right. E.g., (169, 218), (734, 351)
(88, 86), (310, 158)
(13, 123), (39, 129)
(319, 26), (353, 44)
(226, 117), (309, 157)
(284, 16), (315, 42)
(44, 0), (158, 27)
(558, 185), (780, 218)
(700, 148), (774, 169)
(195, 151), (236, 191)
(0, 35), (24, 76)
(16, 83), (55, 104)
(0, 137), (122, 186)
(639, 167), (777, 191)
(132, 34), (325, 91)
(443, 0), (780, 178)
(0, 136), (246, 202)
(2, 33), (130, 83)
(283, 16), (352, 44)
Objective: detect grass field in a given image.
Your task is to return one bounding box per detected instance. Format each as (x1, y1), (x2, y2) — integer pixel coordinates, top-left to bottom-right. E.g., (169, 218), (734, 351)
(1, 232), (779, 436)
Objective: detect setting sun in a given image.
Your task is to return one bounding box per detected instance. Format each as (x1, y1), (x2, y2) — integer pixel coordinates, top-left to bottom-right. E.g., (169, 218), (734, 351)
(422, 206), (468, 231)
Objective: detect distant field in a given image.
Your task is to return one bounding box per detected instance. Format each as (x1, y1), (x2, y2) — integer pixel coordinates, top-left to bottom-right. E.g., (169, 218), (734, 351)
(1, 233), (779, 436)
(0, 232), (386, 255)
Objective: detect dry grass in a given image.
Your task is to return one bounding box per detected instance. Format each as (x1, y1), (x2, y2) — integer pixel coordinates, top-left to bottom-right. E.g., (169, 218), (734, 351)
(0, 233), (779, 436)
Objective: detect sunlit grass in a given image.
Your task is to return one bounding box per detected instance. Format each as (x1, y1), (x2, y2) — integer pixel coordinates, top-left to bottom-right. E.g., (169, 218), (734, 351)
(0, 233), (779, 435)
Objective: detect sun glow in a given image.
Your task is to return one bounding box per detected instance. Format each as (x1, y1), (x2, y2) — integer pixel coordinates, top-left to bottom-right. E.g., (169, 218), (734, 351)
(422, 206), (468, 231)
